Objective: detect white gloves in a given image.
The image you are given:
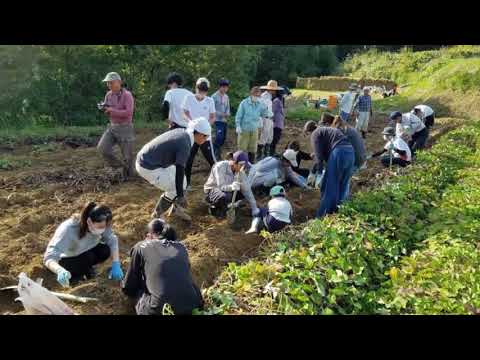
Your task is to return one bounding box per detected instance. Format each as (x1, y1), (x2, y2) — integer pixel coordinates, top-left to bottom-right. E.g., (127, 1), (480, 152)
(307, 172), (316, 187)
(231, 181), (241, 192)
(236, 126), (242, 134)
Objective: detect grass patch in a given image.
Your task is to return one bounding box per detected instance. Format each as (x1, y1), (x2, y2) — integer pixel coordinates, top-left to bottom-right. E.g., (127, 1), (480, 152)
(0, 158), (32, 171)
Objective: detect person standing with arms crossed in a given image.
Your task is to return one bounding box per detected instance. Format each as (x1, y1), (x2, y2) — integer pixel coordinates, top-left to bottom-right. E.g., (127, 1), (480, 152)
(211, 79), (231, 160)
(182, 78), (217, 190)
(97, 72), (135, 180)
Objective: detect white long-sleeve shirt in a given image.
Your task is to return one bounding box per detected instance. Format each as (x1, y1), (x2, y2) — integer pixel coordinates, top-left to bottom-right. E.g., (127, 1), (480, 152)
(248, 157), (307, 189)
(396, 112), (426, 138)
(204, 160), (258, 213)
(339, 91), (356, 114)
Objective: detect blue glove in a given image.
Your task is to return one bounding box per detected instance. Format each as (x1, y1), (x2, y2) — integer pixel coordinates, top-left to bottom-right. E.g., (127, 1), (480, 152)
(109, 261), (124, 281)
(57, 268), (71, 288)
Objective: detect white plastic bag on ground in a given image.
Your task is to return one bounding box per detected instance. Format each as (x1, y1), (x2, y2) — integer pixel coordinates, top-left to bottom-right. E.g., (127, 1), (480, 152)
(16, 273), (75, 315)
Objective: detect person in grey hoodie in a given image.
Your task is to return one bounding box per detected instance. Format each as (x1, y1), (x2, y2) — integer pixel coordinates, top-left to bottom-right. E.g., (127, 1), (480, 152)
(43, 202), (123, 288)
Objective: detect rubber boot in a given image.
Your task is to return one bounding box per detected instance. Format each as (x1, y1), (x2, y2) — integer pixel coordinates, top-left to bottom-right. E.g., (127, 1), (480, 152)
(152, 194), (173, 218)
(248, 152), (255, 164)
(245, 217), (262, 234)
(256, 145), (264, 162)
(361, 131), (366, 139)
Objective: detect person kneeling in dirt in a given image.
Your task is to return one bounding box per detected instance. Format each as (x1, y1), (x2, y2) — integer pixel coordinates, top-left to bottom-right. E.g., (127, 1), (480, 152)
(136, 117), (212, 221)
(245, 185), (293, 235)
(412, 105), (435, 130)
(43, 202), (124, 288)
(248, 149), (309, 196)
(204, 150), (260, 218)
(371, 126), (412, 168)
(121, 218), (204, 315)
(390, 111), (428, 156)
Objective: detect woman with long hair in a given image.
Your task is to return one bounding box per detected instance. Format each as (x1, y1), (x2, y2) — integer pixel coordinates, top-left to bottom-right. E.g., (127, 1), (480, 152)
(44, 202), (124, 287)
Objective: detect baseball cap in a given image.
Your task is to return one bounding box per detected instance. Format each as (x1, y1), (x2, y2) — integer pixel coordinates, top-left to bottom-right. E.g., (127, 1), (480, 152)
(282, 149), (298, 167)
(232, 151), (251, 169)
(219, 79), (230, 87)
(188, 117), (211, 137)
(390, 111), (402, 120)
(270, 185), (286, 197)
(102, 72), (122, 82)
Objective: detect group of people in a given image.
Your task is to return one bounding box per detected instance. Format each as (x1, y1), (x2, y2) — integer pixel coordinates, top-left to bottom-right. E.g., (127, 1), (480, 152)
(41, 73), (435, 315)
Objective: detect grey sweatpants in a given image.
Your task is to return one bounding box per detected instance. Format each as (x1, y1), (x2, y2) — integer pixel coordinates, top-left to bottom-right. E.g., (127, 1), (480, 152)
(97, 124), (135, 176)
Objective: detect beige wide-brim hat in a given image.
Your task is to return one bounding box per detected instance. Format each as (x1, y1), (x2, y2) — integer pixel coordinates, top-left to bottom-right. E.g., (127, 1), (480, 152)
(260, 80), (283, 91)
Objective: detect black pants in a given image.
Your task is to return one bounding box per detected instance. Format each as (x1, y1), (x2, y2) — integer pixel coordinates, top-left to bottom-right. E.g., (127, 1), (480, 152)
(205, 189), (244, 216)
(424, 114), (435, 129)
(270, 128), (283, 156)
(380, 155), (410, 168)
(185, 140), (216, 185)
(135, 285), (204, 315)
(59, 243), (111, 279)
(408, 127), (429, 154)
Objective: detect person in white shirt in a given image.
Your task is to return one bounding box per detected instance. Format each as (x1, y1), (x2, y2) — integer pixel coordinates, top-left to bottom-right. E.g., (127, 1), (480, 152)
(245, 185), (293, 235)
(163, 73), (193, 129)
(339, 84), (359, 123)
(182, 77), (217, 188)
(257, 85), (275, 161)
(371, 126), (412, 167)
(390, 111), (428, 155)
(412, 105), (435, 129)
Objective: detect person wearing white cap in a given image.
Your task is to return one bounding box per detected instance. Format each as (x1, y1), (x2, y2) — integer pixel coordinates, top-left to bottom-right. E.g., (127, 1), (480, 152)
(182, 77), (217, 189)
(97, 72), (136, 180)
(339, 84), (359, 123)
(412, 105), (435, 129)
(136, 117), (212, 220)
(247, 149), (309, 195)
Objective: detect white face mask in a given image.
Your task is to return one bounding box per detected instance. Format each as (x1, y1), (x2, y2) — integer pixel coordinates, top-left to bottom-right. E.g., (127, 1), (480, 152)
(87, 218), (106, 236)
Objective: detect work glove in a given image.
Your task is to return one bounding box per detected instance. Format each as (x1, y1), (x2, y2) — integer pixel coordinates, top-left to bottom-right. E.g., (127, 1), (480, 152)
(307, 172), (316, 186)
(176, 196), (188, 208)
(231, 181), (241, 192)
(236, 126), (242, 134)
(56, 268), (72, 288)
(109, 261), (124, 281)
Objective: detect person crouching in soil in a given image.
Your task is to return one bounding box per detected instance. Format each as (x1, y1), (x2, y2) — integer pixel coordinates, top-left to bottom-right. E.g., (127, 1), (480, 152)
(97, 72), (135, 181)
(136, 117), (212, 222)
(371, 126), (412, 168)
(121, 218), (204, 315)
(204, 150), (260, 218)
(245, 185), (293, 235)
(248, 149), (310, 196)
(43, 202), (124, 288)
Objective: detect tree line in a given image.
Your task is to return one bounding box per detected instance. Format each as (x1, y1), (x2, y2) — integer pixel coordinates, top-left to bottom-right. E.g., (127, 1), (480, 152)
(0, 45), (446, 128)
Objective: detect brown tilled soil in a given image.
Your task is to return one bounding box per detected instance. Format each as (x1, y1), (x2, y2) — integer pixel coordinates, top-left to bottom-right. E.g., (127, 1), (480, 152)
(0, 115), (459, 315)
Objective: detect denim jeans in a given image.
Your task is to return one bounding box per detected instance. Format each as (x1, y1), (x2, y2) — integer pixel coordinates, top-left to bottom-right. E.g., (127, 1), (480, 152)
(213, 121), (227, 152)
(316, 145), (355, 218)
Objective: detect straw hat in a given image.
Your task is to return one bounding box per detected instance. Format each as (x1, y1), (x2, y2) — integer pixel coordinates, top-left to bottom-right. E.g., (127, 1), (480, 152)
(260, 80), (283, 91)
